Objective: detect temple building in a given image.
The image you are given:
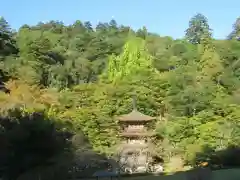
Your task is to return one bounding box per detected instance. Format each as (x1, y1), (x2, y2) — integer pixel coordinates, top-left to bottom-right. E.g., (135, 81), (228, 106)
(116, 96), (162, 174)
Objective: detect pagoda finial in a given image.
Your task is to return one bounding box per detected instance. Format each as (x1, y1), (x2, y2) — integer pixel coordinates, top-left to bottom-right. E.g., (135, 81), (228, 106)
(132, 93), (137, 111)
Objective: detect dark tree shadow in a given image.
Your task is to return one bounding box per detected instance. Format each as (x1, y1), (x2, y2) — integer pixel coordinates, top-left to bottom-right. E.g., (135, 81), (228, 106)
(160, 145), (240, 180)
(0, 70), (10, 93)
(68, 132), (120, 179)
(0, 109), (118, 180)
(0, 109), (74, 180)
(46, 51), (65, 65)
(193, 144), (240, 170)
(0, 82), (10, 93)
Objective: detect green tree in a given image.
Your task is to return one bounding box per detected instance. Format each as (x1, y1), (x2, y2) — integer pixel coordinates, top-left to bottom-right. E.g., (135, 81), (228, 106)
(227, 17), (240, 40)
(185, 13), (212, 44)
(103, 37), (155, 83)
(0, 17), (18, 58)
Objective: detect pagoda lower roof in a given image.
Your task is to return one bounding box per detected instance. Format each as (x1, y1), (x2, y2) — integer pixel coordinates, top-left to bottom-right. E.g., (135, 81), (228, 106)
(117, 143), (148, 151)
(117, 143), (155, 154)
(117, 110), (155, 122)
(120, 131), (155, 137)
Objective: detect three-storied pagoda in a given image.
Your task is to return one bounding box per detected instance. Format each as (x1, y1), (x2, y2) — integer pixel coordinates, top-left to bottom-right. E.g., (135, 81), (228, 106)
(116, 96), (156, 173)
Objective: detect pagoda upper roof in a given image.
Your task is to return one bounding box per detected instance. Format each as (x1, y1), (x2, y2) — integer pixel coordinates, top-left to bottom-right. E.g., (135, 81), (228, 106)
(117, 109), (155, 122)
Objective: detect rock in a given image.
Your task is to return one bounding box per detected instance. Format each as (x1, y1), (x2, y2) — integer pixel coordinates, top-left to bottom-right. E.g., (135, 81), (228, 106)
(135, 166), (147, 173)
(154, 165), (163, 173)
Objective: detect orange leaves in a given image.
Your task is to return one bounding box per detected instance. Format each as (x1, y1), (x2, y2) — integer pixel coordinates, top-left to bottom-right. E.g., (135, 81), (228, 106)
(0, 80), (59, 113)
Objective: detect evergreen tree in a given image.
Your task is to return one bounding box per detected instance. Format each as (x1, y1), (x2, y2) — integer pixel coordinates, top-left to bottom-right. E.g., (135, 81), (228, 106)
(227, 17), (240, 40)
(185, 13), (212, 44)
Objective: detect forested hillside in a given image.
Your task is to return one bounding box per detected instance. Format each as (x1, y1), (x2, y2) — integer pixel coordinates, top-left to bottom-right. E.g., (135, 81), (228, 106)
(1, 13), (240, 179)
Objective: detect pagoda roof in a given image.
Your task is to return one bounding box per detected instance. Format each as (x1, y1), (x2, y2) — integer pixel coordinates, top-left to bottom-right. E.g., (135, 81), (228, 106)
(117, 110), (155, 122)
(117, 143), (149, 152)
(120, 130), (155, 137)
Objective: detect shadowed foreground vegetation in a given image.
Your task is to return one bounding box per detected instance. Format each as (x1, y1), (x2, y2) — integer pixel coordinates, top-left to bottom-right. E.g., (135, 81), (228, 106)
(0, 110), (118, 180)
(83, 168), (240, 180)
(0, 110), (73, 180)
(138, 169), (240, 180)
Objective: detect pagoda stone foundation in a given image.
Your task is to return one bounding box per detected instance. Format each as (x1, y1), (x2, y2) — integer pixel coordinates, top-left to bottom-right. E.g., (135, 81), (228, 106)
(115, 101), (163, 174)
(117, 139), (153, 174)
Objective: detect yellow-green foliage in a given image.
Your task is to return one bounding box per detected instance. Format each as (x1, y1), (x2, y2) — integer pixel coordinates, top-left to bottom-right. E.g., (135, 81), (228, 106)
(106, 37), (154, 83)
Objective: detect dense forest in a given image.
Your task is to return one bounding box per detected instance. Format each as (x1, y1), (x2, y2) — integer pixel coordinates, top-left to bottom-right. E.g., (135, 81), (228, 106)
(1, 13), (240, 179)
